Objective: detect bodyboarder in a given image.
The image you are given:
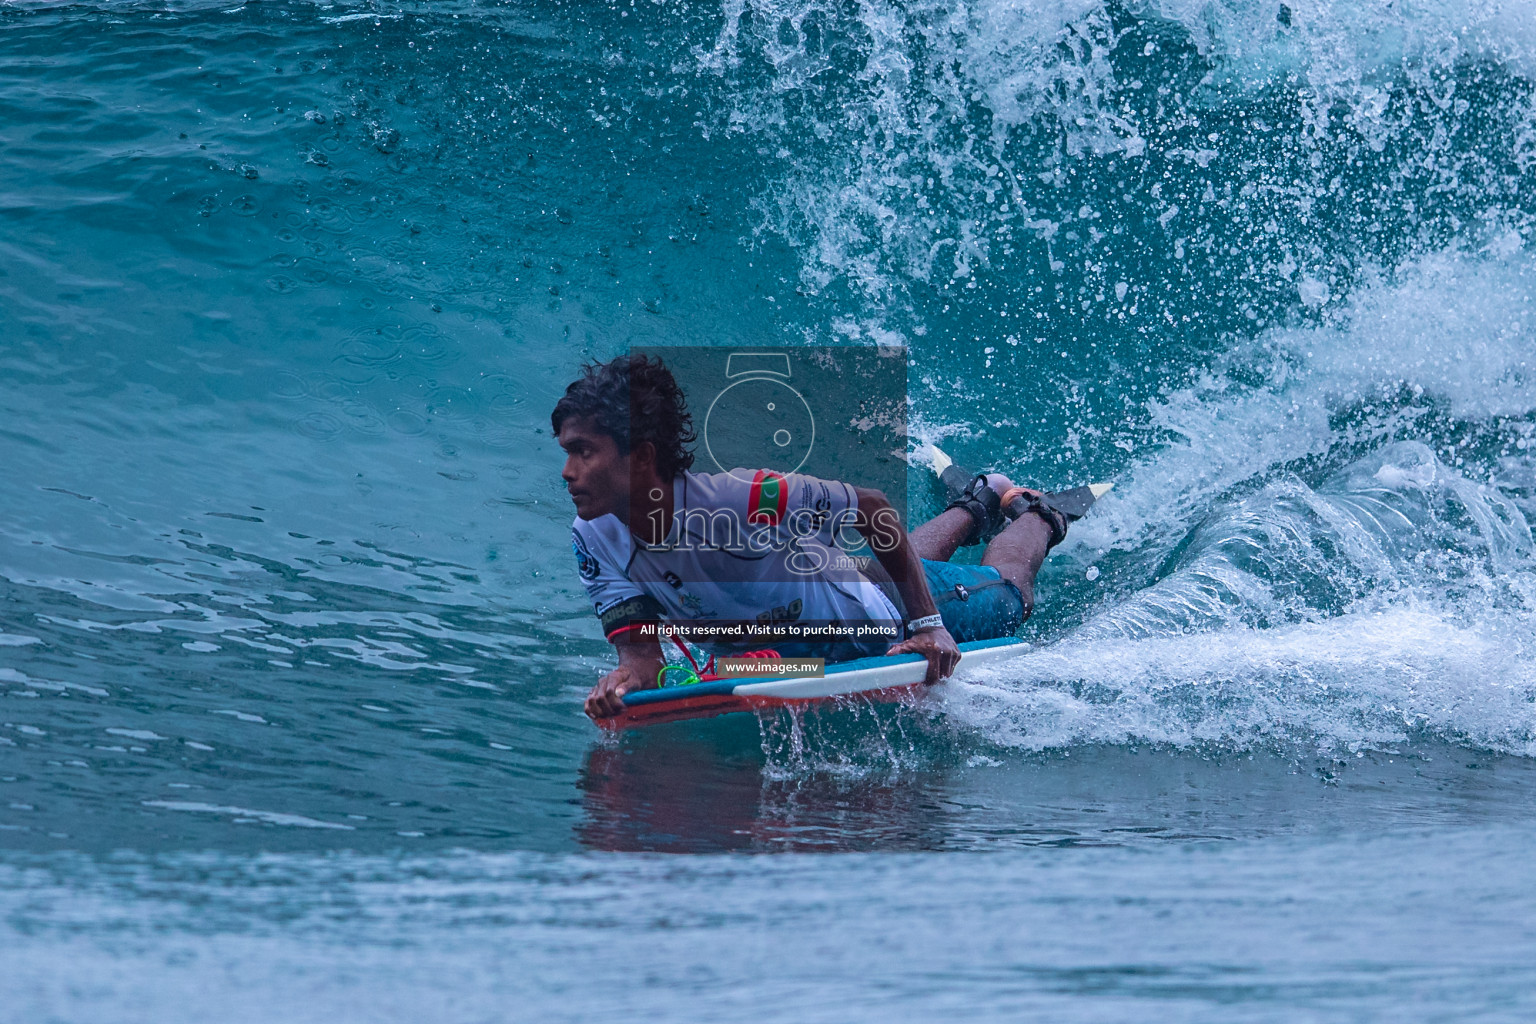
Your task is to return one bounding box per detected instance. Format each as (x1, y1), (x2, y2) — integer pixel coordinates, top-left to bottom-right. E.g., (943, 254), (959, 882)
(554, 354), (1072, 720)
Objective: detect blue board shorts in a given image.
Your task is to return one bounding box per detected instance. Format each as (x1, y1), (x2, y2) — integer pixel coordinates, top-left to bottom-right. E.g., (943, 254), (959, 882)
(922, 558), (1025, 643)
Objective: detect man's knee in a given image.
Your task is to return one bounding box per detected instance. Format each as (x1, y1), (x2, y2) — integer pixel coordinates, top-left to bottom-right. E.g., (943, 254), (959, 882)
(1011, 577), (1035, 622)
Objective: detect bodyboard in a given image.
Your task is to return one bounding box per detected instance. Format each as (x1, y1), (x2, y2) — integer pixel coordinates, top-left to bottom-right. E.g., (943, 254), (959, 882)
(607, 636), (1027, 729)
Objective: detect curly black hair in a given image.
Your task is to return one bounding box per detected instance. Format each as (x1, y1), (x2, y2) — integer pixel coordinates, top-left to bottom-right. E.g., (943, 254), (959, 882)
(551, 354), (696, 478)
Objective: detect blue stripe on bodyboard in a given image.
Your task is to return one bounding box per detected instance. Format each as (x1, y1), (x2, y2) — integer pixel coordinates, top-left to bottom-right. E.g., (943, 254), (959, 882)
(620, 636), (1022, 708)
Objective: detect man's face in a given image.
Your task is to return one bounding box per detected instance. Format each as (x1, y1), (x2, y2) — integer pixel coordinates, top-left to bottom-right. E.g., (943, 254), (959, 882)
(557, 417), (630, 521)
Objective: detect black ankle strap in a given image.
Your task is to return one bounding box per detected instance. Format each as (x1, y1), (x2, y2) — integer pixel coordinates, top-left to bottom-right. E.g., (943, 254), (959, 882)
(943, 475), (1005, 547)
(1004, 493), (1069, 549)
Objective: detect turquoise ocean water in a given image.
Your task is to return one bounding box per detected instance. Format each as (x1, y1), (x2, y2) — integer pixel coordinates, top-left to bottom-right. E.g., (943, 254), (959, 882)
(3, 0), (1536, 1019)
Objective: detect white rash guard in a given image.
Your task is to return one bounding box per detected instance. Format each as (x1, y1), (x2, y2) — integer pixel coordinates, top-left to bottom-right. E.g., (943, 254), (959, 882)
(571, 468), (901, 659)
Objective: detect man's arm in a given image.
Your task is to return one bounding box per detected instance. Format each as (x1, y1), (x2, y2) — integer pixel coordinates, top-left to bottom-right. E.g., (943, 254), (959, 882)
(851, 486), (960, 684)
(585, 629), (666, 719)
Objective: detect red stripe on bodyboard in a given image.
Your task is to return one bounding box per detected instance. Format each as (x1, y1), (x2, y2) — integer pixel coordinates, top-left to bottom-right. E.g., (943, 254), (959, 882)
(601, 682), (925, 730)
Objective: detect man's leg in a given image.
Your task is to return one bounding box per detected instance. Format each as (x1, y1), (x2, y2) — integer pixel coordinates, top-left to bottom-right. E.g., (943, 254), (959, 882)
(905, 472), (1061, 638)
(978, 474), (1058, 620)
(908, 472), (1017, 560)
(908, 508), (973, 561)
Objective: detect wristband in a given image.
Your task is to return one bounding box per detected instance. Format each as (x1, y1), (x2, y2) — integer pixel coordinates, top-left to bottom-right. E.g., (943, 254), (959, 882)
(907, 614), (944, 635)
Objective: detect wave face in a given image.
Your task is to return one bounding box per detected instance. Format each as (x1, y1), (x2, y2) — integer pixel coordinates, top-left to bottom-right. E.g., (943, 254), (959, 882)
(0, 0), (1534, 860)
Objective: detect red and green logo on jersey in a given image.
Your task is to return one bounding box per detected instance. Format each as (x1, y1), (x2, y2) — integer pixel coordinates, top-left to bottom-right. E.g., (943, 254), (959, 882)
(747, 470), (788, 526)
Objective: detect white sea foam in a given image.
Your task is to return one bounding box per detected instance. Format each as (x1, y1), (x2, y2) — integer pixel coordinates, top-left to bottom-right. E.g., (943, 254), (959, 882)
(1071, 246), (1536, 558)
(141, 801), (355, 830)
(701, 0), (1536, 299)
(1161, 0), (1536, 110)
(946, 602), (1536, 756)
(948, 245), (1536, 758)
